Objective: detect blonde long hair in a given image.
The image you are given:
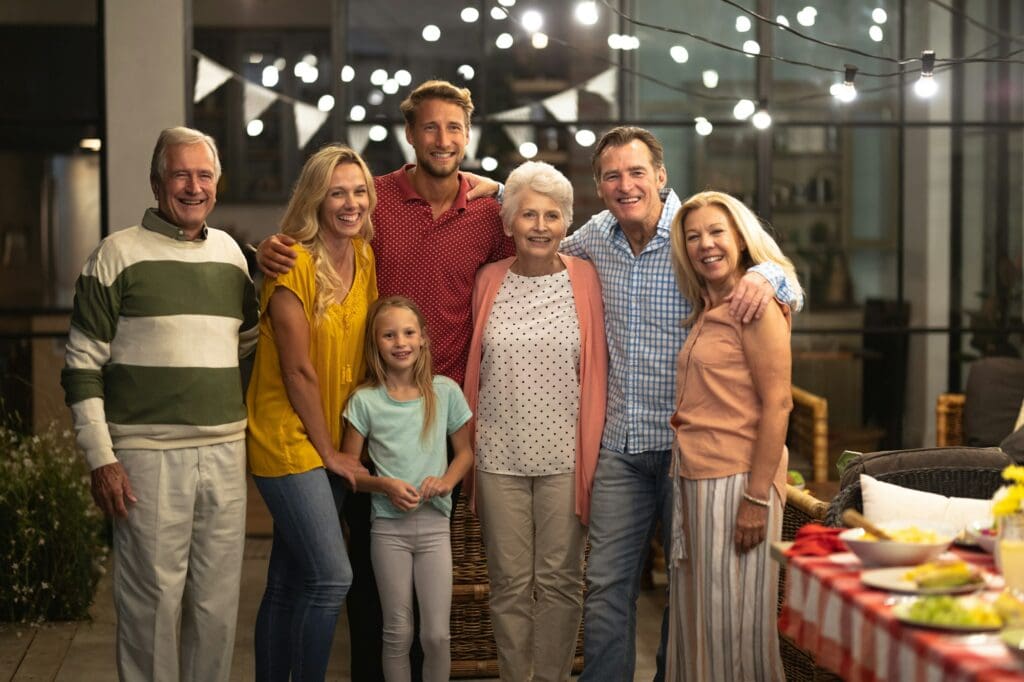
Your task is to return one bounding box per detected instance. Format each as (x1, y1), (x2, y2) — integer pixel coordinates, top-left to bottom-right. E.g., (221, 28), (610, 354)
(670, 191), (803, 326)
(279, 144), (376, 319)
(362, 296), (437, 440)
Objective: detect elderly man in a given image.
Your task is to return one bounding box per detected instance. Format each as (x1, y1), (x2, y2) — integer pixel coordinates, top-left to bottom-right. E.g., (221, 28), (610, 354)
(61, 127), (258, 682)
(257, 80), (511, 681)
(560, 126), (801, 682)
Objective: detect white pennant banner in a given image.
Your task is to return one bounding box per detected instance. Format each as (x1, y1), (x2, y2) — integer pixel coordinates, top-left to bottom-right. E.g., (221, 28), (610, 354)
(393, 126), (416, 164)
(583, 67), (618, 115)
(347, 125), (371, 155)
(541, 88), (578, 122)
(194, 56), (233, 103)
(492, 105), (533, 150)
(294, 102), (329, 149)
(243, 82), (278, 124)
(466, 125), (481, 161)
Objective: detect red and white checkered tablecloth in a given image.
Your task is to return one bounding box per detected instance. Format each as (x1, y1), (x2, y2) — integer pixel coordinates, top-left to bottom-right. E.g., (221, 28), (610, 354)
(780, 551), (1024, 681)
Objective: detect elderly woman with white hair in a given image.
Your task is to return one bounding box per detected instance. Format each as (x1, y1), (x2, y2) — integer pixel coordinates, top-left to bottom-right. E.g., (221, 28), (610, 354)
(462, 161), (608, 682)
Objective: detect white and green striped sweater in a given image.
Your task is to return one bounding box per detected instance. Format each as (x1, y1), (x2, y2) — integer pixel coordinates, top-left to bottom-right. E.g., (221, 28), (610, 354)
(61, 209), (259, 470)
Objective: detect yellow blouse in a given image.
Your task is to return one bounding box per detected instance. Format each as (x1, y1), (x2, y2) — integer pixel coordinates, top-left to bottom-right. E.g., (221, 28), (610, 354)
(246, 240), (377, 477)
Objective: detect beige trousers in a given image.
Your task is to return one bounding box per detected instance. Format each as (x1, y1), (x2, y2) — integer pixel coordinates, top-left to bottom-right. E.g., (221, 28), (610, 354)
(112, 440), (247, 682)
(477, 471), (586, 682)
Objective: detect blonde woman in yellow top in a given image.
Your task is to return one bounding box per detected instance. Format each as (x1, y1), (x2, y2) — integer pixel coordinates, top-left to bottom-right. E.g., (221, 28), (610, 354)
(246, 144), (377, 681)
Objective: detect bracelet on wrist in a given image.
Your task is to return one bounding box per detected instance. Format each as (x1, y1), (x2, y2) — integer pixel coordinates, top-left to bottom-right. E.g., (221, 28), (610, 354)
(743, 492), (770, 507)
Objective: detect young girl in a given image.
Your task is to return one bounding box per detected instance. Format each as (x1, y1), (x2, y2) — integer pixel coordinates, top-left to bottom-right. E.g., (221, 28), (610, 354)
(341, 296), (473, 682)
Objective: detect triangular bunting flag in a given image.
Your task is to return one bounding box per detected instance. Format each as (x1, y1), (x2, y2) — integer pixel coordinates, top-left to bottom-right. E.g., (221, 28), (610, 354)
(294, 102), (329, 149)
(244, 82), (278, 124)
(347, 125), (371, 155)
(541, 88), (578, 122)
(583, 67), (618, 114)
(194, 56), (233, 103)
(503, 125), (534, 149)
(492, 105), (531, 123)
(393, 126), (415, 164)
(466, 125), (481, 161)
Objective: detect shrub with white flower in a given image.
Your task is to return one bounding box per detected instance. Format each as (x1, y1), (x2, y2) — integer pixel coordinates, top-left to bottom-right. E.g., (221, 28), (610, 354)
(992, 465), (1024, 518)
(0, 419), (107, 622)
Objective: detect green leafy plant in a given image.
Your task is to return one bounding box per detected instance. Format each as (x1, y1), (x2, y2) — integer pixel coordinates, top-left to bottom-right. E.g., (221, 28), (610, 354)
(0, 419), (107, 622)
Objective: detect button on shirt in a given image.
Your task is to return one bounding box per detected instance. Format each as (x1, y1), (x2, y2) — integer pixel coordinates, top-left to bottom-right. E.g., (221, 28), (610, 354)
(373, 166), (514, 385)
(561, 188), (797, 454)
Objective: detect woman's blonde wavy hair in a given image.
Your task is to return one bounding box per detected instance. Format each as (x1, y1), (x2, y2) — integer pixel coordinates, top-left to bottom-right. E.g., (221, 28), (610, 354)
(670, 190), (803, 326)
(279, 144), (376, 319)
(361, 296), (437, 441)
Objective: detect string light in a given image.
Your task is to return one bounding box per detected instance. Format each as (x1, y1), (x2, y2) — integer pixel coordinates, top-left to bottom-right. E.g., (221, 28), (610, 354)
(261, 65), (279, 88)
(481, 156), (498, 172)
(458, 64), (476, 80)
(532, 33), (549, 49)
(521, 9), (543, 33)
(394, 69), (412, 86)
(733, 99), (755, 120)
(914, 50), (938, 98)
(742, 40), (761, 56)
(575, 129), (597, 146)
(735, 16), (752, 33)
(702, 70), (719, 88)
(422, 25), (441, 42)
(751, 108), (772, 129)
(368, 125), (388, 142)
(349, 105), (366, 121)
(519, 141), (539, 158)
(246, 119), (264, 137)
(694, 117), (713, 136)
(339, 65), (355, 83)
(670, 45), (689, 63)
(370, 69), (387, 86)
(575, 1), (599, 26)
(490, 7), (506, 20)
(830, 64), (858, 102)
(461, 7), (479, 23)
(872, 8), (888, 24)
(382, 78), (399, 95)
(496, 33), (514, 49)
(317, 94), (335, 112)
(869, 25), (883, 42)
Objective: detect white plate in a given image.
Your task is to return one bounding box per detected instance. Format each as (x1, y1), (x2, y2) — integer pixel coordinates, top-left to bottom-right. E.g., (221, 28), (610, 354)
(891, 599), (1002, 632)
(861, 566), (984, 595)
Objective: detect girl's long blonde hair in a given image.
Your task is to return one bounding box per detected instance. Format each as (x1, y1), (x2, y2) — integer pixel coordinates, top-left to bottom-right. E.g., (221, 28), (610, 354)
(362, 296), (437, 440)
(670, 190), (803, 326)
(279, 144), (376, 319)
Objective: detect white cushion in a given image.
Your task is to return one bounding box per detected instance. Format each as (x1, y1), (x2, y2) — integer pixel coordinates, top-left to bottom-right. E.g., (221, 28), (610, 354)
(860, 473), (992, 529)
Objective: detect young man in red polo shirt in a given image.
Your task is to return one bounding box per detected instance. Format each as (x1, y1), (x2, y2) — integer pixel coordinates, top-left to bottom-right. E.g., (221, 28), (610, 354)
(257, 80), (511, 681)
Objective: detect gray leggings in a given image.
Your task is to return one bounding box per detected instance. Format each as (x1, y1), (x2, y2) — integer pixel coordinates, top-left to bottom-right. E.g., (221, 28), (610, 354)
(370, 505), (452, 682)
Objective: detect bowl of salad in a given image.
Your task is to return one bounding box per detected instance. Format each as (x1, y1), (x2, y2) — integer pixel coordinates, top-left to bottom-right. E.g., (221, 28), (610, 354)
(840, 521), (955, 567)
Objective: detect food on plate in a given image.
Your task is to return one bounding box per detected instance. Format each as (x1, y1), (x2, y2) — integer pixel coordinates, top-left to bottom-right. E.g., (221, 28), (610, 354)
(902, 559), (984, 589)
(896, 595), (1002, 628)
(995, 590), (1024, 626)
(861, 526), (944, 544)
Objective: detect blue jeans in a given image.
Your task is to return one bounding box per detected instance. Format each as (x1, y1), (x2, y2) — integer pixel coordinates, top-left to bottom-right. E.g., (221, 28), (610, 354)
(580, 448), (673, 682)
(254, 469), (353, 682)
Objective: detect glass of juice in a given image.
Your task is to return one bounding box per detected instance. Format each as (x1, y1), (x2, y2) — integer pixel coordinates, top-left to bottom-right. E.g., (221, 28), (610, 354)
(1000, 515), (1024, 595)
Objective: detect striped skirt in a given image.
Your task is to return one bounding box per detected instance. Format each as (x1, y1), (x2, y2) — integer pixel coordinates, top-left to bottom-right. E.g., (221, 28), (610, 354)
(666, 468), (784, 682)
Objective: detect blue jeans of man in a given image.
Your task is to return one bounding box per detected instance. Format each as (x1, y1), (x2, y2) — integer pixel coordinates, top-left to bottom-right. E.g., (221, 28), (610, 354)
(254, 469), (352, 682)
(580, 448), (673, 682)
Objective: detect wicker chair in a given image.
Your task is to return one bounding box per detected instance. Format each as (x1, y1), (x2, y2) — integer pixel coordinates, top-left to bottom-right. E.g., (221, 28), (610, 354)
(936, 393), (966, 446)
(789, 386), (830, 483)
(824, 446), (1010, 527)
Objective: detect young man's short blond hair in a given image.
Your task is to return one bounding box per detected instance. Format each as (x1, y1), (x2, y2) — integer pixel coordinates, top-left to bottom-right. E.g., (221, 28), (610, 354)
(399, 80), (474, 127)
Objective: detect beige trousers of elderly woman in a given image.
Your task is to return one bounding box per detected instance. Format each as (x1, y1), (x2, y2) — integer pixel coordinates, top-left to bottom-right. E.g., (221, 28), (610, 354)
(477, 470), (587, 682)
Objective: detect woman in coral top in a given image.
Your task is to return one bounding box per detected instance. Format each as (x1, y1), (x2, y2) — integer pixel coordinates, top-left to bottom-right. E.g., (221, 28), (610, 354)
(666, 191), (802, 681)
(245, 144), (377, 681)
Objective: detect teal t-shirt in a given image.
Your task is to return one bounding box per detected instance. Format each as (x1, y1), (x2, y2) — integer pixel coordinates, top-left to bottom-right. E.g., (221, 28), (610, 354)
(344, 376), (472, 519)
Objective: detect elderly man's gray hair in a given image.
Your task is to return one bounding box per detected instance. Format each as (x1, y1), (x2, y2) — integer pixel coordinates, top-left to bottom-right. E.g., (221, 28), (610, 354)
(500, 161), (574, 228)
(149, 127), (222, 184)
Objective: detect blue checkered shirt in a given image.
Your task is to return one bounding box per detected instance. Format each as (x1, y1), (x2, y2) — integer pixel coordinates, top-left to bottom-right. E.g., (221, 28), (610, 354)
(561, 188), (801, 454)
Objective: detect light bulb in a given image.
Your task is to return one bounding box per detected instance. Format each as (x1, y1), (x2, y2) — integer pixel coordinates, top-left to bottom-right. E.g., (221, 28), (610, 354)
(694, 117), (713, 136)
(913, 75), (938, 98)
(752, 110), (772, 129)
(733, 99), (755, 120)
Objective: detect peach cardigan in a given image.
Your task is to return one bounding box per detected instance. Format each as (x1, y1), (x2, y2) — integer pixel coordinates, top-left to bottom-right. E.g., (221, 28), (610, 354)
(462, 254), (608, 524)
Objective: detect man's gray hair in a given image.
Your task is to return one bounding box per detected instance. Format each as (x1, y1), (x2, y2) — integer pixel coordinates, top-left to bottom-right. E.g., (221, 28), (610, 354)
(500, 161), (574, 228)
(149, 127), (222, 184)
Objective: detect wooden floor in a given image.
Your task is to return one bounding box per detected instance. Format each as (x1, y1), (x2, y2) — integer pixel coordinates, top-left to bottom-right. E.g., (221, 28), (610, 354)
(0, 477), (666, 681)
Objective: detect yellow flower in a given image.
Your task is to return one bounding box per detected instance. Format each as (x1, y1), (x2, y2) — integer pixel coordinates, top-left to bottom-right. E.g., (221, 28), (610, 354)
(993, 467), (1024, 518)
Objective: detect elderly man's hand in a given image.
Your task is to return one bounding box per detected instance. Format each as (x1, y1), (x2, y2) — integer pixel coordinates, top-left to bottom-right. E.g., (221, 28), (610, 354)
(726, 271), (774, 323)
(256, 233), (298, 277)
(90, 462), (137, 518)
(463, 172), (501, 201)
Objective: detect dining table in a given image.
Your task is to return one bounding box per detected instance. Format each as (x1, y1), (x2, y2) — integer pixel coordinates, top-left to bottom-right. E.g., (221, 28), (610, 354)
(778, 545), (1024, 681)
